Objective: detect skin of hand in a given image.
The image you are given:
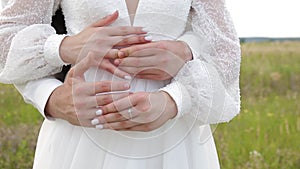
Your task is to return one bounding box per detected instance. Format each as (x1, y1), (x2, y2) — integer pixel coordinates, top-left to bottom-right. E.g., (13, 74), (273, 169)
(59, 11), (151, 79)
(90, 91), (178, 132)
(113, 40), (193, 80)
(45, 52), (131, 127)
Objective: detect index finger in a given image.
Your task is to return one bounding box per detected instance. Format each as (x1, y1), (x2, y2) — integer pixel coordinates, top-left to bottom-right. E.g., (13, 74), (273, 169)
(84, 81), (131, 96)
(101, 94), (137, 114)
(118, 42), (161, 58)
(107, 26), (147, 36)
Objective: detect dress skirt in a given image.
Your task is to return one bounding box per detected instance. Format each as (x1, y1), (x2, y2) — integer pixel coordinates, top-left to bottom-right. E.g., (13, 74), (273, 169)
(33, 68), (220, 169)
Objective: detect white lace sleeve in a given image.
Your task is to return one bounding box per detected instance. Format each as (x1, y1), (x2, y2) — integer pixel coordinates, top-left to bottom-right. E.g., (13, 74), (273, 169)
(0, 0), (67, 84)
(161, 0), (241, 124)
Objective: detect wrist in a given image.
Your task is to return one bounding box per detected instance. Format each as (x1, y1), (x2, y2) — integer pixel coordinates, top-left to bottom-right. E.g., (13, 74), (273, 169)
(45, 85), (62, 118)
(160, 91), (178, 119)
(179, 41), (193, 62)
(60, 36), (75, 64)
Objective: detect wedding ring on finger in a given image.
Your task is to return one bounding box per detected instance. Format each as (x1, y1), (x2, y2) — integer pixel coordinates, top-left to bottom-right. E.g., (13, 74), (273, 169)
(128, 108), (133, 119)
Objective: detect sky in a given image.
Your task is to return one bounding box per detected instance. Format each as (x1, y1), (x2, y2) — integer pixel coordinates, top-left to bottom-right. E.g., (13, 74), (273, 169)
(1, 0), (300, 37)
(226, 0), (300, 37)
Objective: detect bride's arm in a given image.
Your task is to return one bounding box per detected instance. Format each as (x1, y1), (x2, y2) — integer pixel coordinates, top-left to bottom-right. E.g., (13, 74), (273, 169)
(160, 0), (241, 124)
(0, 1), (148, 84)
(0, 0), (67, 84)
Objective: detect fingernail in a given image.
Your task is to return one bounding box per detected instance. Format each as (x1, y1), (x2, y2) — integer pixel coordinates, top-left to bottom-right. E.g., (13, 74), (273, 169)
(91, 119), (100, 125)
(123, 82), (130, 88)
(114, 59), (120, 65)
(96, 109), (103, 116)
(144, 35), (153, 41)
(124, 76), (132, 80)
(96, 124), (104, 129)
(142, 27), (150, 32)
(118, 51), (125, 58)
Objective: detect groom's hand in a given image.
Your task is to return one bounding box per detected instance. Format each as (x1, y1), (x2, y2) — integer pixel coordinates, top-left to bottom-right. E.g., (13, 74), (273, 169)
(59, 11), (151, 79)
(114, 40), (193, 80)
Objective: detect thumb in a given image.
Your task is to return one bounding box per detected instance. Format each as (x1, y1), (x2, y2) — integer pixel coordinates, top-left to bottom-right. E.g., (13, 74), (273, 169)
(67, 52), (97, 81)
(90, 10), (119, 27)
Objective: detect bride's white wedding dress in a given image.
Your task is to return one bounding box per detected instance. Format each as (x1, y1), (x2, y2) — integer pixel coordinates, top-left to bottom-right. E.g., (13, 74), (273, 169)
(0, 0), (241, 168)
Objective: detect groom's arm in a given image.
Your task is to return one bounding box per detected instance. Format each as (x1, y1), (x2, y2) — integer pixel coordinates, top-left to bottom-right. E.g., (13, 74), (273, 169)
(14, 7), (68, 119)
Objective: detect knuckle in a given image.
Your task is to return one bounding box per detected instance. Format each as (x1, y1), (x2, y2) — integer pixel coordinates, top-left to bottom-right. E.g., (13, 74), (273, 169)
(102, 95), (112, 104)
(98, 116), (106, 124)
(140, 104), (150, 112)
(161, 57), (169, 64)
(73, 86), (83, 95)
(74, 100), (86, 109)
(100, 82), (111, 91)
(119, 121), (128, 128)
(122, 38), (129, 44)
(137, 92), (148, 101)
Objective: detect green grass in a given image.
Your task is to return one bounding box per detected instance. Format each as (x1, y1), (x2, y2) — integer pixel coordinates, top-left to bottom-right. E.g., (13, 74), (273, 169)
(0, 84), (41, 169)
(0, 42), (300, 169)
(214, 41), (300, 169)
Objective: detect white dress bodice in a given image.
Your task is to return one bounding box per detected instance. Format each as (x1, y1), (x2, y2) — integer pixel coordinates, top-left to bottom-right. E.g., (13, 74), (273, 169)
(61, 0), (191, 39)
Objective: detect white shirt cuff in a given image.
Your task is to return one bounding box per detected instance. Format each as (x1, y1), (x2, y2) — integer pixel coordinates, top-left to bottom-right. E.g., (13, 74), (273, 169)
(14, 78), (63, 120)
(159, 81), (192, 119)
(44, 34), (68, 66)
(177, 31), (207, 60)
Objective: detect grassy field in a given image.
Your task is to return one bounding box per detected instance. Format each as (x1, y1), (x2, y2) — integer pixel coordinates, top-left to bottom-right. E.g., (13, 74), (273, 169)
(0, 42), (300, 169)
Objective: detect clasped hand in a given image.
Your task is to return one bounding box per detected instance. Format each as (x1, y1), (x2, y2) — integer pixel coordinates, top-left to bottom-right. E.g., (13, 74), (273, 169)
(46, 11), (192, 131)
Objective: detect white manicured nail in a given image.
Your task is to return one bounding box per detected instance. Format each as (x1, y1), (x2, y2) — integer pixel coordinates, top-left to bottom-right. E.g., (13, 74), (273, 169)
(91, 119), (100, 125)
(144, 35), (153, 41)
(96, 124), (104, 129)
(95, 109), (103, 116)
(124, 76), (132, 80)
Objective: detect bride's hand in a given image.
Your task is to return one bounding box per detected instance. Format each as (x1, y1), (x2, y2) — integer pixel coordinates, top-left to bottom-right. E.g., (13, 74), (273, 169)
(90, 91), (178, 131)
(45, 53), (131, 127)
(113, 40), (193, 80)
(60, 11), (150, 79)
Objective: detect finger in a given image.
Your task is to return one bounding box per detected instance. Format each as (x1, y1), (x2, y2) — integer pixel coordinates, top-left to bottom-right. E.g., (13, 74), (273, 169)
(95, 92), (131, 107)
(101, 94), (138, 115)
(73, 108), (104, 124)
(135, 74), (166, 80)
(101, 119), (140, 130)
(104, 49), (119, 59)
(73, 119), (95, 128)
(100, 59), (132, 79)
(118, 42), (161, 58)
(115, 54), (158, 67)
(135, 69), (163, 75)
(107, 26), (147, 36)
(116, 66), (142, 75)
(92, 113), (127, 125)
(90, 10), (119, 27)
(114, 35), (151, 47)
(91, 106), (139, 125)
(76, 92), (131, 111)
(82, 81), (130, 96)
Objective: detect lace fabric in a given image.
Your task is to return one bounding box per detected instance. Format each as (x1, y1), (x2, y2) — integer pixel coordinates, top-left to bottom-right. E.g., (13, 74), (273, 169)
(0, 0), (241, 124)
(0, 0), (62, 84)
